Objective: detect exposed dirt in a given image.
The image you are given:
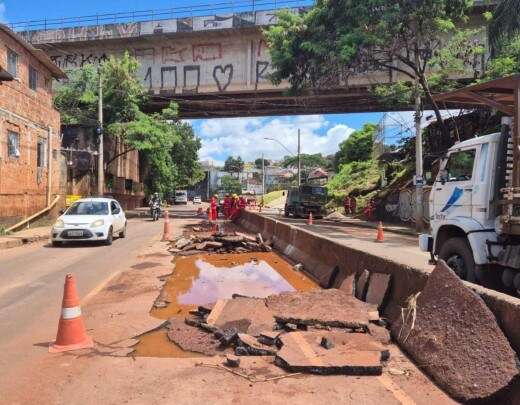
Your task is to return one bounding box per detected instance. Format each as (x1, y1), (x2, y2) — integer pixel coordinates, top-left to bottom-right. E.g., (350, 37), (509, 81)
(392, 260), (519, 402)
(135, 251), (318, 357)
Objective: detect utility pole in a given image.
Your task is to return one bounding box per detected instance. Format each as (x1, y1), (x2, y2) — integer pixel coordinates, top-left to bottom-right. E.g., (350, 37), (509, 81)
(414, 51), (424, 232)
(97, 69), (104, 196)
(297, 129), (301, 187)
(261, 153), (265, 199)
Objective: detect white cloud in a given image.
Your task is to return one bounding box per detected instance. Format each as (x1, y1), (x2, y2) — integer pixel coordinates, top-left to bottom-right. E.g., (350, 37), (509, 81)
(0, 3), (6, 23)
(194, 115), (354, 163)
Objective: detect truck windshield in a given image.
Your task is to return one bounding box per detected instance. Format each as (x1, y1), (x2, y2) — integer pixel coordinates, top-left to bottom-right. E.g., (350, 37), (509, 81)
(446, 149), (475, 182)
(301, 186), (327, 195)
(66, 202), (109, 215)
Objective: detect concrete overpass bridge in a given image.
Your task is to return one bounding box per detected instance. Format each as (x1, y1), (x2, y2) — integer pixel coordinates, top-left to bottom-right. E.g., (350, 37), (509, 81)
(14, 1), (489, 118)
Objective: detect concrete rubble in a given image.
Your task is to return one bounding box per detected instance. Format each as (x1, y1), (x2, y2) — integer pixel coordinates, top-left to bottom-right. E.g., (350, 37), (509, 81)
(170, 230), (274, 256)
(275, 331), (386, 376)
(163, 288), (392, 376)
(392, 260), (519, 403)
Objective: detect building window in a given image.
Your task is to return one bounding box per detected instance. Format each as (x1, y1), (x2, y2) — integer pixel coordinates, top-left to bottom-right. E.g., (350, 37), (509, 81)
(7, 48), (18, 77)
(37, 138), (46, 168)
(7, 131), (20, 158)
(29, 66), (38, 90)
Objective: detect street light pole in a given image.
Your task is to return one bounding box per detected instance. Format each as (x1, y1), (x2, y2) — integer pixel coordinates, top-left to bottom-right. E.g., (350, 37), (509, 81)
(97, 68), (104, 197)
(297, 129), (301, 186)
(414, 51), (424, 232)
(261, 152), (265, 198)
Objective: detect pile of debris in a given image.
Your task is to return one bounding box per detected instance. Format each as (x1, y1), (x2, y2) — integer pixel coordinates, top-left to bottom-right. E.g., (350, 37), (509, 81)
(169, 231), (273, 256)
(165, 289), (391, 376)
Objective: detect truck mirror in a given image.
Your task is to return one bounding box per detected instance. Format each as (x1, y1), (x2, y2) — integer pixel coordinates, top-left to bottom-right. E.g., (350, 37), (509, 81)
(439, 169), (448, 185)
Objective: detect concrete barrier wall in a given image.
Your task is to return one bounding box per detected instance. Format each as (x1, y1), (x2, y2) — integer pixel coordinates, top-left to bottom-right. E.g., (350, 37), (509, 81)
(237, 210), (520, 354)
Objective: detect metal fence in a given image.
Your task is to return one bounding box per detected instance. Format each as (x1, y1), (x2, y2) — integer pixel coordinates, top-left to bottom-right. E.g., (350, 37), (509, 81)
(10, 0), (314, 32)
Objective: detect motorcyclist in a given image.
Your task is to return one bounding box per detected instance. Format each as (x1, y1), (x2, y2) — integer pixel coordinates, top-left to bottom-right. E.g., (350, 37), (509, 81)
(149, 192), (162, 219)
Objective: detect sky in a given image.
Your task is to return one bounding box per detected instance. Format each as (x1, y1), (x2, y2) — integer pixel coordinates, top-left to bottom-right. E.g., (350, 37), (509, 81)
(3, 0), (437, 166)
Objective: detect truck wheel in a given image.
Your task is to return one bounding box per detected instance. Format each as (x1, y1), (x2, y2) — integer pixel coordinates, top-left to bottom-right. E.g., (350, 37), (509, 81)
(502, 268), (515, 289)
(513, 272), (520, 295)
(438, 237), (476, 282)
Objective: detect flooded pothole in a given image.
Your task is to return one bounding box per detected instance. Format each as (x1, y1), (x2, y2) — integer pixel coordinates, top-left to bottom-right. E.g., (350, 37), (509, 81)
(133, 251), (318, 357)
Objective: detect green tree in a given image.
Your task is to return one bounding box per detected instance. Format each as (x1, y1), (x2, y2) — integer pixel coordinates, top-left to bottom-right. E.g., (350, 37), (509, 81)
(281, 153), (328, 170)
(265, 0), (478, 136)
(220, 175), (242, 195)
(484, 34), (520, 79)
(53, 52), (202, 194)
(488, 0), (520, 56)
(224, 156), (244, 175)
(255, 157), (271, 169)
(170, 123), (205, 187)
(335, 123), (376, 169)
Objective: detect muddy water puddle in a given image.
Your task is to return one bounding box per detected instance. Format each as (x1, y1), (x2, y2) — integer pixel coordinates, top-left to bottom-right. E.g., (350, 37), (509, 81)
(134, 251), (317, 357)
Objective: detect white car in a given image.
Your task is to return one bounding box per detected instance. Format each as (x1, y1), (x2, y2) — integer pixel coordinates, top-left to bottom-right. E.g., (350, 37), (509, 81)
(193, 196), (202, 204)
(51, 198), (127, 247)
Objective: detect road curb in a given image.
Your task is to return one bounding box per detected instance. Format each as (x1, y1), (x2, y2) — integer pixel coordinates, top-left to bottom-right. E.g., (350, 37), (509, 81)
(0, 234), (50, 250)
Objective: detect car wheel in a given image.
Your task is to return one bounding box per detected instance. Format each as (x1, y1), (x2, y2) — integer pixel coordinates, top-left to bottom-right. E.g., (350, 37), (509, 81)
(52, 241), (62, 247)
(104, 227), (113, 246)
(118, 223), (127, 239)
(438, 237), (475, 281)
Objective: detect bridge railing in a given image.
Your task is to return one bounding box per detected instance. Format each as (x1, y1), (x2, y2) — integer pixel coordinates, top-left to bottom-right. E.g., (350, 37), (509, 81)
(10, 0), (314, 32)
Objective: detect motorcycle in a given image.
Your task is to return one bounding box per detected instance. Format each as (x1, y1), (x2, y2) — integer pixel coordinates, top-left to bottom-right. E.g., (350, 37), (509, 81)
(150, 201), (161, 221)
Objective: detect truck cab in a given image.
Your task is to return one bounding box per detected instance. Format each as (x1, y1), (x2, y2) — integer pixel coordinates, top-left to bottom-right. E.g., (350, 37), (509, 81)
(420, 132), (505, 282)
(284, 185), (327, 218)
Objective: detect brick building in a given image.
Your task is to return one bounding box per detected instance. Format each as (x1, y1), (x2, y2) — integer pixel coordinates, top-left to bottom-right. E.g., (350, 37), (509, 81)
(0, 25), (66, 226)
(60, 125), (144, 210)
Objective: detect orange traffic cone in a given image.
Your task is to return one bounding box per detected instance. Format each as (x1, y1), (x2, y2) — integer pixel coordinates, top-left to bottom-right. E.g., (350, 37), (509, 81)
(49, 274), (93, 353)
(307, 212), (313, 225)
(375, 221), (384, 242)
(162, 210), (172, 241)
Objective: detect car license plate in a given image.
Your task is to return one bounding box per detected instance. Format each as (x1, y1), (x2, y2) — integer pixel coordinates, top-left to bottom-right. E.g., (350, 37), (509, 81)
(68, 230), (83, 237)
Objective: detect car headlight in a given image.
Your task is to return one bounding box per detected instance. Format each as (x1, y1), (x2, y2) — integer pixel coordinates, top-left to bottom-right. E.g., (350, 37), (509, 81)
(90, 219), (105, 228)
(54, 219), (64, 228)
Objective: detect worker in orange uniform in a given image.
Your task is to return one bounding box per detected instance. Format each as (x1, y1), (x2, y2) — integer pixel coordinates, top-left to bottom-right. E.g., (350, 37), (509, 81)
(343, 195), (351, 215)
(230, 194), (239, 220)
(350, 196), (357, 215)
(238, 195), (246, 211)
(210, 195), (218, 221)
(223, 194), (231, 219)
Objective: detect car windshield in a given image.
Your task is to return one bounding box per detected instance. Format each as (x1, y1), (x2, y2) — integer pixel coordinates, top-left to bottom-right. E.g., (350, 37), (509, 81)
(65, 201), (109, 215)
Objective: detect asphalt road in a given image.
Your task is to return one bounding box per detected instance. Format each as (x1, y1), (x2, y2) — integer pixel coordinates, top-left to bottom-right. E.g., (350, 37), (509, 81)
(0, 216), (163, 387)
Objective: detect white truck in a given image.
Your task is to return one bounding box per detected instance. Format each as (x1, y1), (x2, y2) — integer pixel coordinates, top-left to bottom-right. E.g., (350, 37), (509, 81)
(419, 75), (520, 294)
(174, 190), (188, 205)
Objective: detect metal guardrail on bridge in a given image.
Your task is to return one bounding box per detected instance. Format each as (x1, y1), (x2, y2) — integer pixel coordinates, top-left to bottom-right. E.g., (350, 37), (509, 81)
(10, 0), (314, 32)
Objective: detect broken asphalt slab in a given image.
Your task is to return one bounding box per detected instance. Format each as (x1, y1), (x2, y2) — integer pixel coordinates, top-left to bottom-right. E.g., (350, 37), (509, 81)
(206, 296), (276, 336)
(392, 260), (519, 403)
(266, 289), (377, 329)
(275, 331), (386, 375)
(167, 317), (223, 356)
